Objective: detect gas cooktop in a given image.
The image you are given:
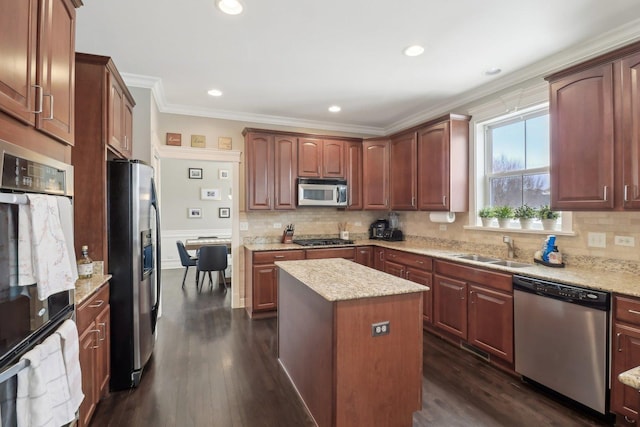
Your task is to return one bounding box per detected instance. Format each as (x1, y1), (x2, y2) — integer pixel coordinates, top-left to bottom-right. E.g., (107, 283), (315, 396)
(292, 238), (354, 247)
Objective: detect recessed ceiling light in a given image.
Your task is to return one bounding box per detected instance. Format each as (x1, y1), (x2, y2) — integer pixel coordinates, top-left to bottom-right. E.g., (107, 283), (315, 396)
(208, 89), (223, 97)
(328, 105), (341, 113)
(403, 45), (425, 57)
(217, 0), (243, 15)
(485, 67), (502, 76)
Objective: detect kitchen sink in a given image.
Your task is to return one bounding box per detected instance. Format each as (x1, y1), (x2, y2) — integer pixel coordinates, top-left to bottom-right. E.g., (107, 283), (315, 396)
(454, 254), (501, 263)
(488, 260), (532, 268)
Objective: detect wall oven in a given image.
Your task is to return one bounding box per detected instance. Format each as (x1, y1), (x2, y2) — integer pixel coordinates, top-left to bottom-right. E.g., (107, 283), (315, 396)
(0, 139), (75, 425)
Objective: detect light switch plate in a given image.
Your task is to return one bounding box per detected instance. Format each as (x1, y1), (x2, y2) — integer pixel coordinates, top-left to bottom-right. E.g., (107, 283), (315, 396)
(273, 222), (282, 229)
(587, 232), (606, 248)
(240, 221), (249, 231)
(614, 235), (635, 247)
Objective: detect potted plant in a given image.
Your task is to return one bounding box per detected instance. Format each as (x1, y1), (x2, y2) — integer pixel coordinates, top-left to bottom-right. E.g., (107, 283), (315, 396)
(493, 205), (514, 228)
(514, 204), (538, 229)
(478, 207), (495, 227)
(538, 204), (559, 230)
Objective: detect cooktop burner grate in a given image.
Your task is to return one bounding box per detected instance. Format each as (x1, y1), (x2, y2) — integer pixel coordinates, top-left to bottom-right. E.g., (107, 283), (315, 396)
(292, 238), (354, 246)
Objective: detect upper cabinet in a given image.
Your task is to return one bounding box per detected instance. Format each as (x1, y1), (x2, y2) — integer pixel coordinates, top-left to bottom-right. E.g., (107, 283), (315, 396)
(417, 115), (470, 212)
(298, 138), (345, 178)
(0, 0), (78, 148)
(345, 141), (363, 210)
(108, 73), (134, 159)
(546, 41), (640, 211)
(390, 131), (417, 210)
(363, 138), (390, 210)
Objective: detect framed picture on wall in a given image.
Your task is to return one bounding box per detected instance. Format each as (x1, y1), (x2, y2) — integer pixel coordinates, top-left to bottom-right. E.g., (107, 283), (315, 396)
(188, 208), (202, 218)
(219, 207), (230, 218)
(219, 169), (229, 180)
(188, 168), (203, 179)
(201, 188), (221, 200)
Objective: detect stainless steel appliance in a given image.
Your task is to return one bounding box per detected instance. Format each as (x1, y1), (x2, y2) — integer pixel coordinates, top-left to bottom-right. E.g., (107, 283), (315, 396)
(0, 139), (75, 425)
(107, 159), (161, 390)
(297, 178), (348, 207)
(292, 238), (354, 246)
(369, 218), (388, 239)
(513, 275), (610, 414)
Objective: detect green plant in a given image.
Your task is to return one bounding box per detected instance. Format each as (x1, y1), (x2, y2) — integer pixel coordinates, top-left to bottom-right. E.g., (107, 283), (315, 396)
(478, 207), (494, 218)
(537, 204), (559, 220)
(493, 205), (514, 219)
(513, 204), (537, 219)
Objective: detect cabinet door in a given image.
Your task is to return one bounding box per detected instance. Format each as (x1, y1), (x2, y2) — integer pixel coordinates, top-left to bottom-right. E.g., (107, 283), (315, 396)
(96, 305), (111, 398)
(253, 265), (278, 311)
(108, 74), (125, 153)
(549, 63), (615, 210)
(612, 323), (640, 419)
(433, 274), (467, 339)
(373, 247), (385, 271)
(121, 98), (134, 159)
(363, 139), (390, 210)
(322, 139), (345, 178)
(78, 324), (98, 427)
(298, 138), (322, 177)
(406, 267), (432, 325)
(36, 0), (75, 145)
(621, 52), (640, 209)
(0, 0), (37, 124)
(384, 260), (405, 278)
(274, 135), (297, 209)
(354, 246), (372, 267)
(345, 141), (363, 210)
(418, 122), (450, 211)
(468, 284), (513, 363)
(390, 132), (417, 210)
(246, 133), (274, 210)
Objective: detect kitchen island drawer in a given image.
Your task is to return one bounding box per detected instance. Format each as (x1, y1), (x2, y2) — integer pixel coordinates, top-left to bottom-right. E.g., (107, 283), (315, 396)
(76, 284), (109, 333)
(615, 295), (640, 325)
(253, 250), (305, 264)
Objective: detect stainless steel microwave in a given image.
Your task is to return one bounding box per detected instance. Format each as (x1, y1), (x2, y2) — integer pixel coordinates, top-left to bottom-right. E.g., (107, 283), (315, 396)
(298, 178), (348, 207)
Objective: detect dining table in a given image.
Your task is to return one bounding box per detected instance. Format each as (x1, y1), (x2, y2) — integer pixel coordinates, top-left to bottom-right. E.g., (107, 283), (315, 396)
(184, 237), (232, 286)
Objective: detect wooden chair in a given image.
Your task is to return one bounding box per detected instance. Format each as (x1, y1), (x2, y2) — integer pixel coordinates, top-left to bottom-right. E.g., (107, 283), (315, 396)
(176, 240), (198, 289)
(196, 245), (228, 292)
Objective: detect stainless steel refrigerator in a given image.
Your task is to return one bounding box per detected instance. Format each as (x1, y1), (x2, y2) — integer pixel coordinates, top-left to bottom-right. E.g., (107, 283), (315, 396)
(107, 159), (161, 390)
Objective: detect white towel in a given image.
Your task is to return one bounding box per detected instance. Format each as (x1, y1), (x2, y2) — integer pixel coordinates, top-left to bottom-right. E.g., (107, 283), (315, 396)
(55, 320), (84, 412)
(55, 197), (78, 284)
(18, 195), (76, 300)
(16, 334), (76, 427)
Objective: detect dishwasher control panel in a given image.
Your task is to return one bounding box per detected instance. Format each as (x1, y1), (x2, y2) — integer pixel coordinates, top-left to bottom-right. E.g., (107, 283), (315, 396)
(513, 275), (610, 310)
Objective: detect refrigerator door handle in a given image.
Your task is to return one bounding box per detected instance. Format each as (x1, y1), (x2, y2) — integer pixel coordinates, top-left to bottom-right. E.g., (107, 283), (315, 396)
(151, 178), (161, 332)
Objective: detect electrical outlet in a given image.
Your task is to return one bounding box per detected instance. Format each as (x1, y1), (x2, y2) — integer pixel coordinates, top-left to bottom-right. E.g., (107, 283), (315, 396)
(240, 222), (249, 231)
(587, 232), (606, 248)
(439, 225), (447, 231)
(371, 321), (390, 337)
(273, 222), (282, 229)
(502, 235), (511, 244)
(355, 221), (362, 226)
(615, 235), (636, 247)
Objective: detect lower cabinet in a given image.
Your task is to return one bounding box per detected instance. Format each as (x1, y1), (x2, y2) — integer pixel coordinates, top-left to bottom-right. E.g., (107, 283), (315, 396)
(611, 295), (640, 423)
(433, 260), (513, 364)
(354, 246), (373, 267)
(77, 283), (110, 427)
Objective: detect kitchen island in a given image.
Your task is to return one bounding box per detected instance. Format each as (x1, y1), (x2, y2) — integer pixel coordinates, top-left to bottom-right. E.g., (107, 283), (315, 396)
(276, 258), (427, 427)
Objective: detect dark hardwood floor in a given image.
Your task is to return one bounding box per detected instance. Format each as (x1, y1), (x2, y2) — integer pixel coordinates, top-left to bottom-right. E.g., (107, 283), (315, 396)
(91, 268), (613, 427)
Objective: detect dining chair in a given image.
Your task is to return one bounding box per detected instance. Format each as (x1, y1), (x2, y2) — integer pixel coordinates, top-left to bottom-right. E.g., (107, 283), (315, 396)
(176, 240), (198, 289)
(196, 245), (228, 292)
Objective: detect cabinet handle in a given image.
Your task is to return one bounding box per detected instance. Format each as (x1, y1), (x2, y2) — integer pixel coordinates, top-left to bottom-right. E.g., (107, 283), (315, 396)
(625, 185), (629, 202)
(617, 332), (622, 352)
(469, 290), (475, 303)
(274, 255), (285, 259)
(379, 252), (384, 261)
(98, 322), (106, 341)
(31, 85), (43, 114)
(89, 299), (105, 308)
(124, 135), (128, 148)
(385, 198), (389, 207)
(90, 329), (101, 349)
(603, 186), (608, 201)
(460, 289), (465, 300)
(442, 195), (447, 206)
(624, 416), (637, 424)
(628, 309), (640, 316)
(415, 260), (424, 265)
(412, 197), (415, 207)
(43, 94), (54, 120)
(266, 197), (270, 206)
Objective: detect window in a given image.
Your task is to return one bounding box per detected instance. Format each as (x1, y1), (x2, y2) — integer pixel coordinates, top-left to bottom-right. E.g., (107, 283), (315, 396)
(485, 110), (550, 208)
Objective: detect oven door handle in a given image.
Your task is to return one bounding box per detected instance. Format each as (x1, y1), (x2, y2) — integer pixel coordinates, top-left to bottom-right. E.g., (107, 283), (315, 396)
(0, 193), (29, 205)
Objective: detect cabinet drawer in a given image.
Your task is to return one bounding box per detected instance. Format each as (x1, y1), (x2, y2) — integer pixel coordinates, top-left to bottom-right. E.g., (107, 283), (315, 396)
(305, 247), (355, 260)
(434, 260), (512, 293)
(77, 284), (109, 332)
(385, 249), (432, 271)
(615, 295), (640, 325)
(253, 250), (305, 264)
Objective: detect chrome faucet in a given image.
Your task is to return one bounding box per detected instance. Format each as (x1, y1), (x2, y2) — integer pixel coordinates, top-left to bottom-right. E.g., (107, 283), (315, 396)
(503, 235), (515, 258)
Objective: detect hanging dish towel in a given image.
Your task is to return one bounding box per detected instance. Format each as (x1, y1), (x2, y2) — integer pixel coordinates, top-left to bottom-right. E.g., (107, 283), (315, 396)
(55, 319), (84, 412)
(18, 195), (76, 300)
(16, 334), (76, 427)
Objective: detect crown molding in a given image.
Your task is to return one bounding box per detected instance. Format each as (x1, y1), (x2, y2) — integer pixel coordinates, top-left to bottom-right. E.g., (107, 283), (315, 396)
(155, 144), (242, 163)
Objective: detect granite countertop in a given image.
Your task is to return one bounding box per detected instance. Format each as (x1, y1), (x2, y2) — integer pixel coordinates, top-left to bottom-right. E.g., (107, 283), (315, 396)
(75, 274), (111, 305)
(276, 258), (427, 302)
(247, 240), (640, 297)
(619, 367), (640, 390)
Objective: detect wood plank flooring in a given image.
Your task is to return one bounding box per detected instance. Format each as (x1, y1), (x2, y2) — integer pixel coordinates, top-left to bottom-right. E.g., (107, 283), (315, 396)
(90, 268), (613, 426)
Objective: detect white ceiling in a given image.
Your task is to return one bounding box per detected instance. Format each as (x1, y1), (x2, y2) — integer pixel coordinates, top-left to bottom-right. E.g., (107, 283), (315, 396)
(75, 0), (640, 136)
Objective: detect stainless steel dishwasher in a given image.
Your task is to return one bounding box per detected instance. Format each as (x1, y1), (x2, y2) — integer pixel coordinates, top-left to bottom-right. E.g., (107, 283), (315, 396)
(513, 275), (610, 414)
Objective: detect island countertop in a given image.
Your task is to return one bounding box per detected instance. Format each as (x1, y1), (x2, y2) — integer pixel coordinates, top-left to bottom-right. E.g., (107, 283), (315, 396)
(275, 258), (428, 301)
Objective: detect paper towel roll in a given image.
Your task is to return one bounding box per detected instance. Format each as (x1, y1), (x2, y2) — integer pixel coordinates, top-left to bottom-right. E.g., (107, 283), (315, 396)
(429, 212), (456, 223)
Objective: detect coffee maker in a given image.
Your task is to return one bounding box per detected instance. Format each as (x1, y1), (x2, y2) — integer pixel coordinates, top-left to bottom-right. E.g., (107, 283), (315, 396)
(369, 218), (388, 239)
(383, 211), (404, 241)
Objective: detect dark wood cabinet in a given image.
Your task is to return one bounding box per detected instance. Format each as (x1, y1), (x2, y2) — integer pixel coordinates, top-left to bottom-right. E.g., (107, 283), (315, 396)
(298, 138), (345, 178)
(354, 246), (373, 267)
(77, 284), (110, 427)
(390, 132), (417, 210)
(363, 138), (390, 210)
(245, 132), (297, 210)
(345, 141), (363, 210)
(74, 53), (135, 269)
(468, 284), (513, 363)
(383, 249), (432, 325)
(417, 115), (469, 212)
(611, 295), (640, 421)
(433, 274), (468, 339)
(305, 247), (355, 261)
(373, 246), (385, 271)
(620, 51), (640, 209)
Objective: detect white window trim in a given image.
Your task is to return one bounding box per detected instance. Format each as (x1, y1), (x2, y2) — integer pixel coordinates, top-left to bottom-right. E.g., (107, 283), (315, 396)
(464, 82), (575, 235)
